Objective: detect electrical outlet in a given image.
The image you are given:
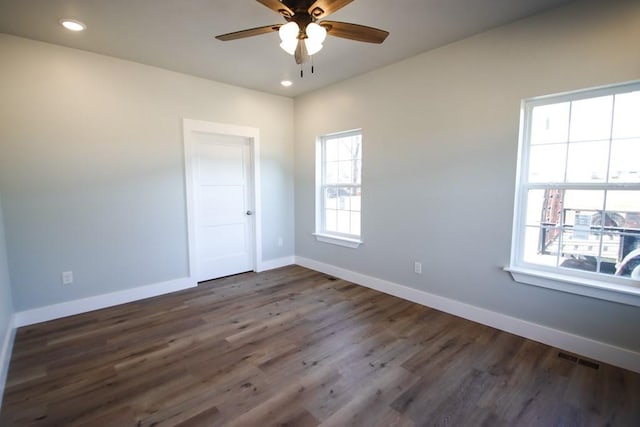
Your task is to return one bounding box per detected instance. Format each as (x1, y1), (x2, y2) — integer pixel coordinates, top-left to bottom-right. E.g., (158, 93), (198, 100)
(414, 262), (422, 274)
(62, 271), (73, 285)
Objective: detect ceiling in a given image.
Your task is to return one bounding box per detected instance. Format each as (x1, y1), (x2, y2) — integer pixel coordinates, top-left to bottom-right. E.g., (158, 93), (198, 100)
(0, 0), (574, 97)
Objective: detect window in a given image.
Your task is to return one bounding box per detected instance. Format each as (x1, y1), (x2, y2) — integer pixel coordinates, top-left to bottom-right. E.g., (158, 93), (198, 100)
(508, 81), (640, 306)
(314, 130), (363, 248)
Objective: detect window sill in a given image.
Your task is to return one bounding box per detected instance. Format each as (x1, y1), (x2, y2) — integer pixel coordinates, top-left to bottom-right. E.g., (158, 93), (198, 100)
(504, 266), (640, 307)
(313, 233), (363, 249)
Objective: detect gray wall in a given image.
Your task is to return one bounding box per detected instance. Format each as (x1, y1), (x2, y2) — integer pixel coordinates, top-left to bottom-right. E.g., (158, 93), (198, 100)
(0, 34), (294, 311)
(0, 194), (14, 347)
(294, 0), (640, 351)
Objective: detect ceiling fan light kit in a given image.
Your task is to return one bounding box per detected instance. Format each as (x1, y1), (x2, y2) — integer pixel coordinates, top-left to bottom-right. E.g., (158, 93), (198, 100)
(216, 0), (388, 76)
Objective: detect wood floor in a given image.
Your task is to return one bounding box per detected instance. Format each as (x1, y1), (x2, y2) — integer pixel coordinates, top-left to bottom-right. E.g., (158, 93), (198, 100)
(1, 266), (639, 426)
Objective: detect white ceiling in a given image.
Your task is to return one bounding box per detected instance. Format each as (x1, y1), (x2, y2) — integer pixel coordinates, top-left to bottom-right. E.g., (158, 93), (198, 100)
(0, 0), (574, 97)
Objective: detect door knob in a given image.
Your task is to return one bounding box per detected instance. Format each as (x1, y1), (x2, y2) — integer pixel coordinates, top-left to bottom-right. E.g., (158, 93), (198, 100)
(246, 210), (253, 215)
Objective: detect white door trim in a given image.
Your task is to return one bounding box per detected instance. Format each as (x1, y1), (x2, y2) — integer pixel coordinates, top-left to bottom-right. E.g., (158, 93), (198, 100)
(183, 118), (262, 281)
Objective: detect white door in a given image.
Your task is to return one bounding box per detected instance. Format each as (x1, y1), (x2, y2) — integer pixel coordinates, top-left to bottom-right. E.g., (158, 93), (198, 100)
(193, 133), (255, 282)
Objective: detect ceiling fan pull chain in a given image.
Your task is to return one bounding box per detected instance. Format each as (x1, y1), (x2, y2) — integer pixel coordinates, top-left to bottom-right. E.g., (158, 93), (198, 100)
(311, 56), (315, 74)
(300, 64), (303, 78)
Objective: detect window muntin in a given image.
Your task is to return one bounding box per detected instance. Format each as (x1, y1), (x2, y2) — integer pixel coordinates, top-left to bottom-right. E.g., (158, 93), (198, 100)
(512, 82), (640, 286)
(318, 130), (362, 240)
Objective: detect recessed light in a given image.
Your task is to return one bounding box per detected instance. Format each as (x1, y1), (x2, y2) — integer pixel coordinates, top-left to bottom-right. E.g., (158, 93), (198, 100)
(281, 80), (293, 87)
(60, 19), (86, 32)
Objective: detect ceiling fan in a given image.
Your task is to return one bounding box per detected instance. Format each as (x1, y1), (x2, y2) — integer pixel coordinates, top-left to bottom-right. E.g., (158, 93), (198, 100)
(215, 0), (389, 66)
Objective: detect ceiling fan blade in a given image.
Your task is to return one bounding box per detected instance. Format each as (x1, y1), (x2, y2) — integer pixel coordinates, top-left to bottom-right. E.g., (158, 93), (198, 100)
(256, 0), (293, 16)
(215, 24), (282, 41)
(308, 0), (354, 19)
(321, 21), (389, 43)
(309, 0), (353, 19)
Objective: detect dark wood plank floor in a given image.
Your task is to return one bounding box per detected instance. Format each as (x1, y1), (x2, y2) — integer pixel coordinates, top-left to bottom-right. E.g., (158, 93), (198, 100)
(1, 265), (639, 426)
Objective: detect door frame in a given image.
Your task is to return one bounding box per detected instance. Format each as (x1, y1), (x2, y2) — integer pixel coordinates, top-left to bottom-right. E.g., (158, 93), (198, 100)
(183, 118), (262, 281)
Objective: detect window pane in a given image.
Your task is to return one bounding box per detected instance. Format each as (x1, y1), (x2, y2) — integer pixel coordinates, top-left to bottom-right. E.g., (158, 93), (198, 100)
(563, 210), (599, 228)
(337, 191), (351, 211)
(351, 191), (361, 212)
(530, 102), (570, 144)
(569, 95), (613, 142)
(563, 190), (605, 212)
(350, 212), (361, 236)
(526, 190), (545, 226)
(325, 209), (337, 232)
(618, 232), (640, 277)
(612, 91), (640, 139)
(567, 215), (601, 260)
(599, 234), (621, 265)
(338, 138), (361, 162)
(528, 144), (566, 183)
(558, 227), (603, 261)
(559, 253), (614, 275)
(609, 139), (640, 183)
(606, 190), (640, 232)
(336, 211), (350, 234)
(559, 230), (619, 275)
(354, 160), (362, 184)
(338, 161), (354, 183)
(526, 189), (563, 227)
(557, 186), (623, 274)
(523, 226), (559, 267)
(324, 188), (337, 209)
(541, 226), (563, 260)
(325, 140), (339, 162)
(565, 140), (609, 183)
(325, 161), (338, 183)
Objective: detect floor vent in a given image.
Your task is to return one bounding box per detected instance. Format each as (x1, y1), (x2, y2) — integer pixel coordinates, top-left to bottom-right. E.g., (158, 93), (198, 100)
(557, 352), (600, 370)
(558, 352), (578, 363)
(578, 358), (600, 370)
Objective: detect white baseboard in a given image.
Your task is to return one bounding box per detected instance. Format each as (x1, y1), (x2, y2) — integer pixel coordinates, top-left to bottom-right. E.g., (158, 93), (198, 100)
(14, 277), (196, 327)
(257, 256), (295, 272)
(10, 260), (297, 328)
(295, 256), (640, 374)
(0, 314), (16, 409)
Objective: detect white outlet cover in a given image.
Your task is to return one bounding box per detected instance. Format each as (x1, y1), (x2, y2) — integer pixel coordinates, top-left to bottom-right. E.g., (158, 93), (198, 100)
(414, 262), (422, 274)
(62, 271), (73, 285)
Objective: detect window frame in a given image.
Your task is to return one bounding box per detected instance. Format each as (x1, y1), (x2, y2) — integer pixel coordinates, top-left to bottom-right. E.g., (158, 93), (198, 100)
(507, 81), (640, 307)
(314, 129), (363, 248)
